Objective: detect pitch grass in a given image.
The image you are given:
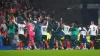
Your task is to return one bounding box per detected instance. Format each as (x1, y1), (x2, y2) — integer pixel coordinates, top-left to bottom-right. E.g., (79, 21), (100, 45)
(0, 50), (100, 56)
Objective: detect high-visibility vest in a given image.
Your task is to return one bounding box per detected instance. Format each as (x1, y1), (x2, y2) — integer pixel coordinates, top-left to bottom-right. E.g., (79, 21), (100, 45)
(61, 30), (65, 40)
(86, 35), (91, 43)
(47, 32), (51, 40)
(77, 34), (80, 41)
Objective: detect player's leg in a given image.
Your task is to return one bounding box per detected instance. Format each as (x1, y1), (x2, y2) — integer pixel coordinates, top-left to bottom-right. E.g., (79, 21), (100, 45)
(18, 34), (24, 49)
(21, 35), (25, 46)
(31, 34), (37, 49)
(55, 40), (58, 50)
(71, 35), (77, 49)
(31, 40), (37, 49)
(44, 36), (49, 49)
(64, 35), (67, 49)
(18, 40), (23, 50)
(37, 40), (44, 49)
(42, 35), (45, 49)
(67, 40), (71, 49)
(90, 35), (94, 49)
(60, 40), (64, 49)
(66, 35), (71, 50)
(9, 33), (15, 50)
(80, 35), (84, 49)
(27, 40), (31, 49)
(65, 35), (71, 49)
(27, 33), (32, 49)
(42, 35), (49, 49)
(84, 39), (87, 49)
(83, 36), (87, 49)
(49, 35), (55, 49)
(93, 36), (96, 47)
(60, 36), (64, 49)
(68, 35), (71, 49)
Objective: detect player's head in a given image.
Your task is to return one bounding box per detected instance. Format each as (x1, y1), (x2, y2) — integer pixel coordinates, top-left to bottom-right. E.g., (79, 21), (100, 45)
(57, 21), (61, 27)
(9, 19), (14, 24)
(46, 15), (51, 20)
(37, 16), (42, 23)
(71, 23), (77, 28)
(42, 19), (47, 25)
(91, 21), (94, 25)
(65, 22), (69, 25)
(20, 21), (24, 24)
(79, 24), (83, 27)
(27, 19), (32, 23)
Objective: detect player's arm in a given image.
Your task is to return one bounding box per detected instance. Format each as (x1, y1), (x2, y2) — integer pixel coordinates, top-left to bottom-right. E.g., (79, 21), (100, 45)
(84, 27), (87, 33)
(25, 23), (28, 28)
(22, 23), (26, 28)
(68, 26), (71, 32)
(14, 17), (18, 25)
(87, 26), (91, 35)
(96, 26), (98, 35)
(78, 27), (81, 33)
(46, 21), (48, 26)
(23, 21), (27, 28)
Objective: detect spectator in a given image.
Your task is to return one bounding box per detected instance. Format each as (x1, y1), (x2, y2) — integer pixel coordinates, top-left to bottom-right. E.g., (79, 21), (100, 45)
(0, 31), (3, 46)
(0, 19), (7, 31)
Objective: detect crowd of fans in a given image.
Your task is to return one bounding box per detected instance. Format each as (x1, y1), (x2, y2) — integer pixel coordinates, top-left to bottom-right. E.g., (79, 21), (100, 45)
(0, 0), (100, 50)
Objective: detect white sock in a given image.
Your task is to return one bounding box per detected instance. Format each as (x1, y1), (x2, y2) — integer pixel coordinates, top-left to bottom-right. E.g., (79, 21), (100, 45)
(84, 43), (86, 49)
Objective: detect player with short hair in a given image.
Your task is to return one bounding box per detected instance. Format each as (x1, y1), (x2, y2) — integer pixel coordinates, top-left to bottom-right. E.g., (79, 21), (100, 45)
(70, 23), (79, 49)
(41, 19), (49, 49)
(88, 21), (98, 49)
(14, 20), (26, 49)
(6, 18), (16, 50)
(33, 18), (44, 49)
(78, 24), (87, 49)
(63, 22), (71, 49)
(26, 20), (37, 50)
(55, 22), (64, 50)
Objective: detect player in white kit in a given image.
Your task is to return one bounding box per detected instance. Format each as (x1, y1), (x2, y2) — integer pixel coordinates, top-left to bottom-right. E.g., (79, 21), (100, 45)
(63, 22), (71, 49)
(41, 19), (49, 49)
(79, 24), (87, 49)
(63, 22), (70, 40)
(88, 21), (98, 49)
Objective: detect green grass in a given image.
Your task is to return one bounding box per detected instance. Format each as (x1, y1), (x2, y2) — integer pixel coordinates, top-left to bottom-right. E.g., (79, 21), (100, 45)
(0, 50), (100, 56)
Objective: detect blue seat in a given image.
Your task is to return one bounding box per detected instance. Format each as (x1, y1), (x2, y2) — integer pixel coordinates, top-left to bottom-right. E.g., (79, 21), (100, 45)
(0, 46), (27, 50)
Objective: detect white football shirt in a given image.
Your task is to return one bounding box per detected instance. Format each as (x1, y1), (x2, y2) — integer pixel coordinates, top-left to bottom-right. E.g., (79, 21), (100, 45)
(18, 24), (25, 35)
(88, 25), (98, 36)
(63, 25), (70, 35)
(41, 22), (48, 35)
(79, 27), (87, 36)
